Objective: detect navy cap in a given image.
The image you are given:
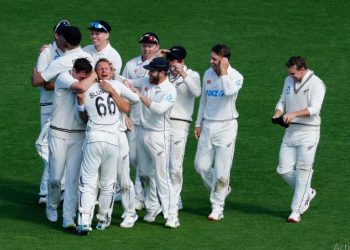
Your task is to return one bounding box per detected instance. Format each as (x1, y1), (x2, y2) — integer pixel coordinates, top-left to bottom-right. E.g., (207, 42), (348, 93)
(143, 57), (169, 72)
(139, 32), (159, 44)
(53, 20), (70, 35)
(166, 46), (187, 61)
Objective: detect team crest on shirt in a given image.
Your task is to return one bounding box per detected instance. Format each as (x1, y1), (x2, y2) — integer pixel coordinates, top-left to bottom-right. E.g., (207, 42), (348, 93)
(206, 80), (212, 84)
(286, 85), (291, 95)
(165, 94), (174, 102)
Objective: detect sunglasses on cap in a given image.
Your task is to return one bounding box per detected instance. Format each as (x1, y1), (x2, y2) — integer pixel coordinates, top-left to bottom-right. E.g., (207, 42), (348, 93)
(139, 34), (159, 44)
(54, 20), (70, 33)
(90, 21), (109, 32)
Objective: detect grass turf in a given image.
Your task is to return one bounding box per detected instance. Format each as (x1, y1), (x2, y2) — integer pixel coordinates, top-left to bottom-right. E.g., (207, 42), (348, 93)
(0, 0), (349, 249)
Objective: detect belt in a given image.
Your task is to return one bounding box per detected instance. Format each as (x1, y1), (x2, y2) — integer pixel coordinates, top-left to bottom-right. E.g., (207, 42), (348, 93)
(170, 118), (191, 124)
(40, 102), (53, 106)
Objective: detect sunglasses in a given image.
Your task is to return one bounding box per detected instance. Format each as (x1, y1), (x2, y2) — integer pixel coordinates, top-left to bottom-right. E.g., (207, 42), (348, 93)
(90, 22), (108, 33)
(54, 20), (70, 33)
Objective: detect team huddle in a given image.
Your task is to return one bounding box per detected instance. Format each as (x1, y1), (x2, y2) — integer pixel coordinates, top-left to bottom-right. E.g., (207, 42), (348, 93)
(31, 19), (326, 235)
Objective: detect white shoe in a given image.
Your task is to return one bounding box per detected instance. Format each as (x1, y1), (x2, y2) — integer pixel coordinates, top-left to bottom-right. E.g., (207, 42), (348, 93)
(288, 210), (301, 223)
(135, 199), (144, 210)
(300, 188), (316, 215)
(96, 220), (111, 230)
(165, 216), (180, 228)
(38, 195), (46, 205)
(120, 214), (138, 228)
(62, 217), (76, 229)
(143, 207), (162, 223)
(46, 205), (58, 222)
(76, 225), (92, 236)
(208, 210), (224, 221)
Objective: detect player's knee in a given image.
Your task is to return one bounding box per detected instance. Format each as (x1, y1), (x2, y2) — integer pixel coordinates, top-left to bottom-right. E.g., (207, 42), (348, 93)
(170, 169), (182, 183)
(296, 163), (312, 171)
(276, 164), (295, 175)
(49, 180), (60, 190)
(99, 183), (115, 195)
(214, 177), (229, 192)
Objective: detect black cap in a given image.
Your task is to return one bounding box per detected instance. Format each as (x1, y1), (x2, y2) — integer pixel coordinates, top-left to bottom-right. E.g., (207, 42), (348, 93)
(88, 20), (111, 33)
(139, 32), (159, 44)
(166, 46), (187, 61)
(53, 20), (70, 35)
(143, 57), (169, 72)
(62, 26), (82, 46)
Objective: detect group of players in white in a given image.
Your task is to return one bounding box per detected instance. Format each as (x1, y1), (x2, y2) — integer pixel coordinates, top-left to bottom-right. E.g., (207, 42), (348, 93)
(31, 20), (326, 235)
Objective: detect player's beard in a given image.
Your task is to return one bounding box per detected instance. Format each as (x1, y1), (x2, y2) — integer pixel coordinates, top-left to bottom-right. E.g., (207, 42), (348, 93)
(149, 72), (160, 84)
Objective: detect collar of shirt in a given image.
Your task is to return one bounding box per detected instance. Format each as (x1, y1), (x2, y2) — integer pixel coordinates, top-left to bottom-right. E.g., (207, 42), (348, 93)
(52, 41), (65, 56)
(65, 47), (82, 55)
(297, 69), (313, 85)
(94, 42), (111, 55)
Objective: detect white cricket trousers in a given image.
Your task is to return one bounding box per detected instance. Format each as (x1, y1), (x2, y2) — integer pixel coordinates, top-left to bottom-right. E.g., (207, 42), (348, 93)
(78, 140), (118, 225)
(116, 132), (136, 218)
(194, 119), (238, 213)
(127, 124), (144, 203)
(277, 126), (320, 211)
(137, 128), (178, 218)
(36, 117), (65, 196)
(169, 120), (190, 207)
(48, 134), (83, 218)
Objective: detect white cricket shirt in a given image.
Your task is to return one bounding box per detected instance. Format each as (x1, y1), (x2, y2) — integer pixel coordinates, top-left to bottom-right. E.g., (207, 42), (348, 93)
(135, 77), (177, 131)
(122, 55), (152, 125)
(169, 65), (201, 122)
(83, 43), (122, 74)
(275, 70), (326, 126)
(36, 41), (64, 115)
(49, 71), (86, 140)
(41, 47), (93, 82)
(195, 65), (244, 127)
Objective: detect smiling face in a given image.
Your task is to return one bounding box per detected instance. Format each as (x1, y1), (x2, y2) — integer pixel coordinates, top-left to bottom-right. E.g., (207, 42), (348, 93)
(141, 43), (159, 60)
(96, 61), (113, 80)
(90, 30), (109, 48)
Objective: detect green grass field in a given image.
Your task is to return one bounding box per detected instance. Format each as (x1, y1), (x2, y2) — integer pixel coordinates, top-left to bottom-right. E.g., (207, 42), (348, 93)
(0, 0), (349, 249)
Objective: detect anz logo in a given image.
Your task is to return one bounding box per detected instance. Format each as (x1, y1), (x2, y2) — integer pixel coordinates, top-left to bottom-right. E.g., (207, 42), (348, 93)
(206, 90), (224, 97)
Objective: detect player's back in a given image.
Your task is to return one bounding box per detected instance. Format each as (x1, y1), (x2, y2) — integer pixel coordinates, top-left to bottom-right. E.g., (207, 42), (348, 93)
(84, 83), (121, 135)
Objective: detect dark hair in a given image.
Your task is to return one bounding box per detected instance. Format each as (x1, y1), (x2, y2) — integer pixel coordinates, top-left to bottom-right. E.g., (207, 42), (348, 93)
(211, 44), (231, 60)
(73, 58), (93, 74)
(286, 56), (308, 70)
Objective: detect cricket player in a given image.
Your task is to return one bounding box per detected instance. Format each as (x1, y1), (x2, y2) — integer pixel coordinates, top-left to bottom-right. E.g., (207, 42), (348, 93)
(126, 57), (180, 228)
(166, 46), (201, 209)
(32, 19), (70, 204)
(46, 58), (96, 229)
(76, 62), (140, 235)
(94, 58), (140, 230)
(272, 56), (326, 223)
(122, 32), (160, 210)
(83, 20), (122, 74)
(194, 44), (243, 221)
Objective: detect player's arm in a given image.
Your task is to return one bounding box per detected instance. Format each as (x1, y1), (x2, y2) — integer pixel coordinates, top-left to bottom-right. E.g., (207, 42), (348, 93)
(194, 79), (206, 139)
(76, 93), (88, 123)
(184, 71), (201, 97)
(32, 68), (46, 86)
(99, 80), (131, 113)
(70, 71), (97, 93)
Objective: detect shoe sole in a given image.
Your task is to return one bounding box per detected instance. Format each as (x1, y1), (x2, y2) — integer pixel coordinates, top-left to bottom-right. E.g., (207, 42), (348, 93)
(287, 218), (300, 223)
(63, 224), (77, 230)
(208, 215), (224, 221)
(77, 230), (90, 236)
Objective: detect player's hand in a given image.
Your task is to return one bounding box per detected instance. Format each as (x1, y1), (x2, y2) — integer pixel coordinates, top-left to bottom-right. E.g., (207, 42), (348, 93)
(219, 57), (229, 75)
(123, 79), (133, 88)
(283, 112), (296, 124)
(99, 80), (113, 93)
(76, 93), (85, 105)
(155, 49), (170, 57)
(39, 44), (49, 53)
(125, 115), (133, 131)
(194, 127), (201, 140)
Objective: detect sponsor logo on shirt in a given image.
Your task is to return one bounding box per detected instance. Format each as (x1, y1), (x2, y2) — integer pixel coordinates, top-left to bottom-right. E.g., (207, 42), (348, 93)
(206, 90), (224, 97)
(286, 85), (291, 95)
(206, 80), (212, 84)
(165, 94), (174, 102)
